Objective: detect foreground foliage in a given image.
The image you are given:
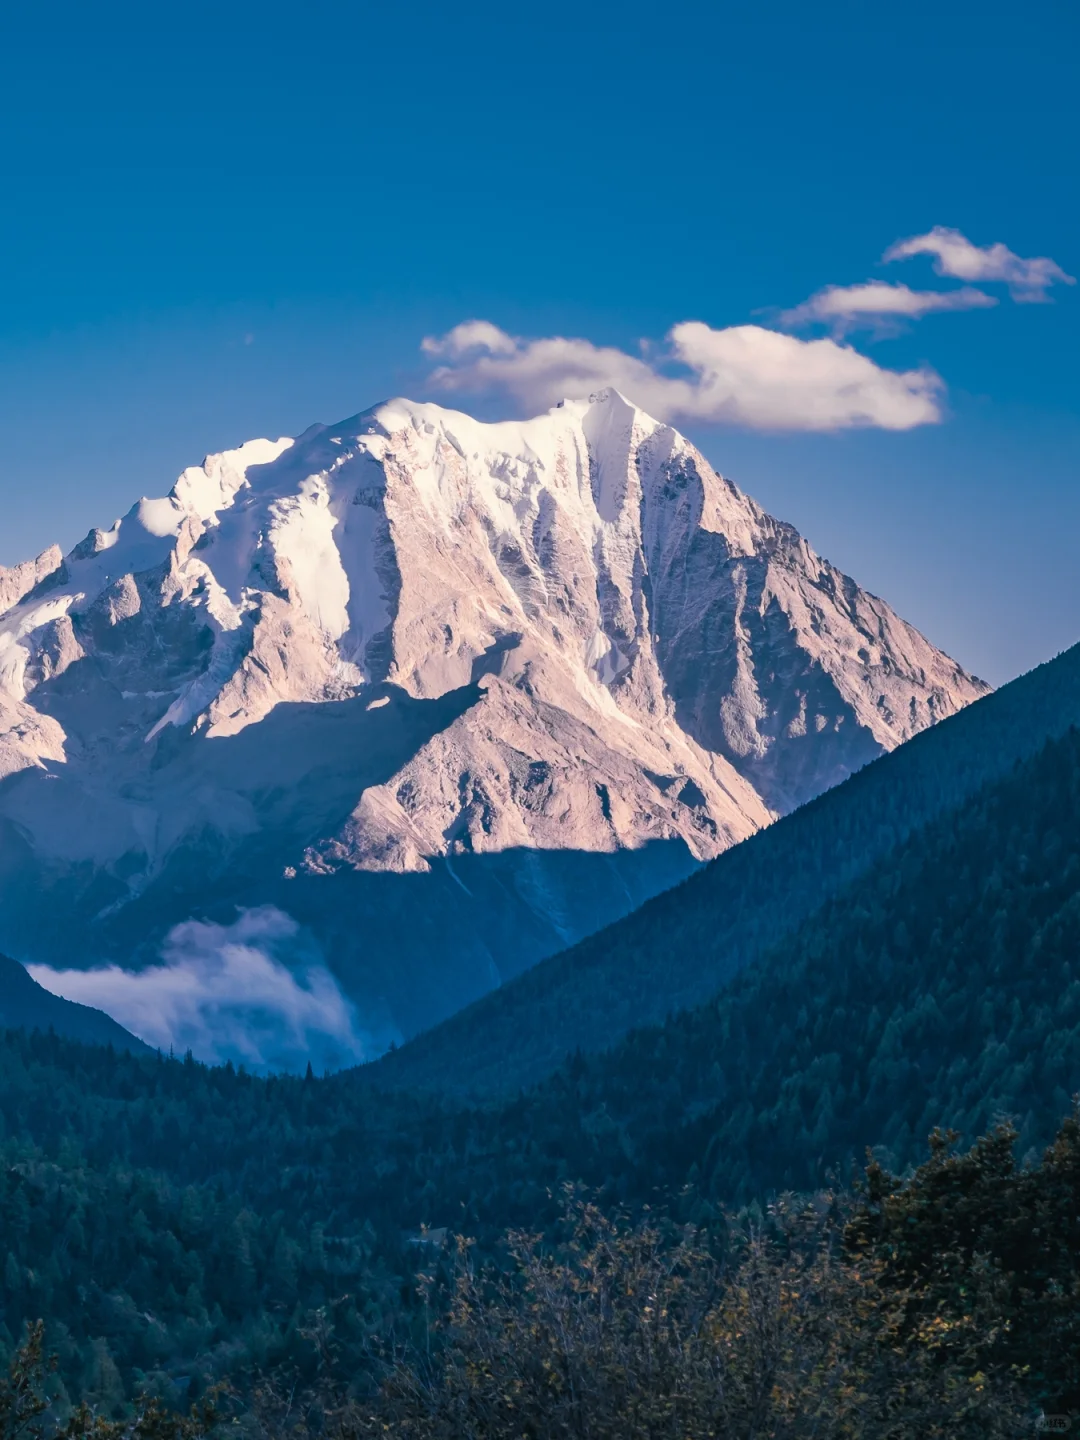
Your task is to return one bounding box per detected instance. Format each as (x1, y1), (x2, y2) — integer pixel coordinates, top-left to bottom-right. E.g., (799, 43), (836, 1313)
(0, 1322), (215, 1440)
(353, 1199), (1023, 1439)
(357, 1110), (1079, 1436)
(4, 1111), (1079, 1436)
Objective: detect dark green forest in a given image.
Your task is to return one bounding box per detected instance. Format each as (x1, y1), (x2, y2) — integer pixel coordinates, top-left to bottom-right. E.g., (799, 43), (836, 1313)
(1, 715), (1080, 1422)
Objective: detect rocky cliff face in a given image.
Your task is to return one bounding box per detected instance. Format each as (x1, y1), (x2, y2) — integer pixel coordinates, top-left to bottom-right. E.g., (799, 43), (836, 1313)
(0, 391), (987, 1059)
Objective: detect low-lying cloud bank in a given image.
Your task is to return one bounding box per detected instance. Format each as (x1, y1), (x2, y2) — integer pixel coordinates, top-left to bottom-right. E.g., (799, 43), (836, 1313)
(29, 907), (397, 1074)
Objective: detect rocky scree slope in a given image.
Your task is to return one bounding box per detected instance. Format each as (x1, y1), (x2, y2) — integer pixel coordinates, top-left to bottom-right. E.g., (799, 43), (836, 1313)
(0, 390), (985, 1046)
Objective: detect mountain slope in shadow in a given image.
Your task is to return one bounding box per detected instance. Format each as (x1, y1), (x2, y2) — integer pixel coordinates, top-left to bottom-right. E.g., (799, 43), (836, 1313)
(0, 954), (150, 1053)
(372, 639), (1080, 1095)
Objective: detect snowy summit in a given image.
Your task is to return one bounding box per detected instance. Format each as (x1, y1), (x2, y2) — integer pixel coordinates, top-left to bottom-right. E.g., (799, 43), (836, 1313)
(0, 391), (988, 1055)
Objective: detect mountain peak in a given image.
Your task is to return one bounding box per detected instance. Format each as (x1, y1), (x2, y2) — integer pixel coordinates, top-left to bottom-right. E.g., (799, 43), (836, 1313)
(0, 396), (988, 1057)
(552, 386), (647, 418)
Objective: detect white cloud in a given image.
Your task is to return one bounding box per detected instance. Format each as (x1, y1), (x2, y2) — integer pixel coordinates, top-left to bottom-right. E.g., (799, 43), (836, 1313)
(422, 320), (943, 432)
(781, 280), (996, 333)
(28, 907), (397, 1074)
(421, 319), (519, 357)
(884, 226), (1076, 302)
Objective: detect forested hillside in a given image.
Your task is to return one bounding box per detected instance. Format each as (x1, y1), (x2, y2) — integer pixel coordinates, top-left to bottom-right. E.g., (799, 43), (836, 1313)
(501, 717), (1080, 1204)
(2, 714), (1080, 1407)
(0, 956), (147, 1053)
(0, 1035), (442, 1409)
(373, 640), (1080, 1096)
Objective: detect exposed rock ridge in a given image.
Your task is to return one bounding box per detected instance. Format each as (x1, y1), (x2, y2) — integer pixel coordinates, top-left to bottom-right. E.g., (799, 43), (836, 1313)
(0, 390), (988, 1042)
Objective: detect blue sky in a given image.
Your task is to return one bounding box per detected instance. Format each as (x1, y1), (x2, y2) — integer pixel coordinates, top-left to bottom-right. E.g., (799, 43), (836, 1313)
(0, 0), (1076, 685)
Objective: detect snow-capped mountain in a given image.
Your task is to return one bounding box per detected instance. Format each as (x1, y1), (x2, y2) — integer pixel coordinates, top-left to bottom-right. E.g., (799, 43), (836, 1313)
(0, 391), (988, 1062)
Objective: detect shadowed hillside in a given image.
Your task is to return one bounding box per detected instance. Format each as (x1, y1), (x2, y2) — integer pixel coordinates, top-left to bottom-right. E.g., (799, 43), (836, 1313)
(372, 640), (1080, 1096)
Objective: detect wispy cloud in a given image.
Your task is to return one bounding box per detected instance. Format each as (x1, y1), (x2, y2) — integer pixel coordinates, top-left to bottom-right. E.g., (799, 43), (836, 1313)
(781, 280), (996, 334)
(29, 907), (397, 1074)
(422, 320), (944, 432)
(883, 226), (1075, 302)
